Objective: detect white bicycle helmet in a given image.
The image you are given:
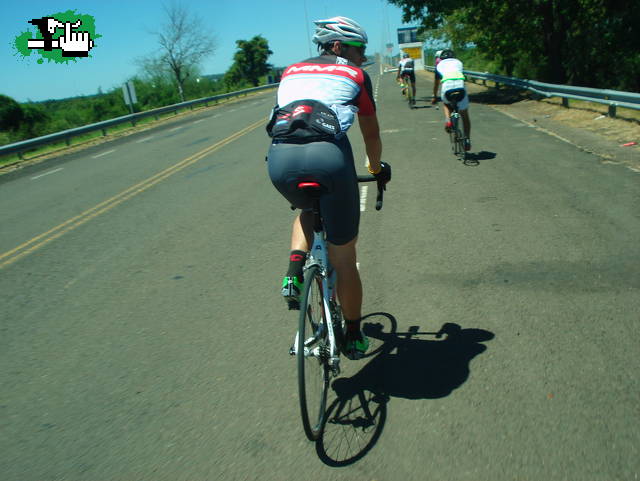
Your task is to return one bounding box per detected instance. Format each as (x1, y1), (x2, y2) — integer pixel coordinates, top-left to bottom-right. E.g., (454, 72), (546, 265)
(312, 16), (368, 45)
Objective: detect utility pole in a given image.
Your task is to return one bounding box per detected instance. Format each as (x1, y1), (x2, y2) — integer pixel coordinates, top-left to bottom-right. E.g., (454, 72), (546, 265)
(304, 0), (312, 57)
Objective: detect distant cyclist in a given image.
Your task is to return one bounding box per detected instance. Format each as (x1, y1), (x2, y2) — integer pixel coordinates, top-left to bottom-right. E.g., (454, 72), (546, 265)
(433, 49), (471, 151)
(265, 16), (391, 359)
(396, 52), (416, 103)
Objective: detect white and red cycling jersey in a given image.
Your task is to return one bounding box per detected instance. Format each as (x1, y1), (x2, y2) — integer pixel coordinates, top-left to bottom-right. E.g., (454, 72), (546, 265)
(276, 54), (376, 134)
(398, 57), (415, 74)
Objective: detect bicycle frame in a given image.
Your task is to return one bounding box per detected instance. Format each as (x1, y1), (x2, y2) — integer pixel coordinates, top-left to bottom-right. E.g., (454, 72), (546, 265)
(291, 216), (343, 375)
(290, 175), (383, 441)
(290, 176), (383, 375)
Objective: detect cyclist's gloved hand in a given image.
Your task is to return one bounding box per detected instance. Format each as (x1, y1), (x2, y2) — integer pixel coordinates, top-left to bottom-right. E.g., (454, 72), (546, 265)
(373, 162), (391, 186)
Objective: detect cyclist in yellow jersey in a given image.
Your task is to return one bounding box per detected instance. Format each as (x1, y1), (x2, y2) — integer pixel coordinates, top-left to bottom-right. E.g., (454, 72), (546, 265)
(433, 49), (472, 151)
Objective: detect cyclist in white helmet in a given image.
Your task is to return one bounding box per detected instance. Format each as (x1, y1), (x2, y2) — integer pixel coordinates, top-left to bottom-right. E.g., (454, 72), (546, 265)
(266, 16), (391, 359)
(397, 51), (416, 103)
(433, 49), (472, 151)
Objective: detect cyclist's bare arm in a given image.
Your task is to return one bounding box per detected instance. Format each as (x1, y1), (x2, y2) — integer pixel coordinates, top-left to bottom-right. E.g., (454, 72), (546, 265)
(432, 75), (441, 103)
(358, 114), (382, 173)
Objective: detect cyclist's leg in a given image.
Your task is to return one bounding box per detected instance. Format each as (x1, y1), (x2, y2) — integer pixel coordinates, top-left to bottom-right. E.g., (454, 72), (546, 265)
(268, 142), (317, 304)
(461, 110), (471, 141)
(316, 138), (369, 357)
(410, 72), (416, 98)
(405, 74), (413, 98)
(328, 240), (368, 358)
(457, 91), (471, 148)
(401, 74), (408, 96)
(290, 210), (313, 253)
(327, 238), (362, 321)
(442, 101), (453, 131)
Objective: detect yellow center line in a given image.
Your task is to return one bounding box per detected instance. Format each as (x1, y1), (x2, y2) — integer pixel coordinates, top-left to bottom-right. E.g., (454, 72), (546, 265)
(0, 117), (267, 269)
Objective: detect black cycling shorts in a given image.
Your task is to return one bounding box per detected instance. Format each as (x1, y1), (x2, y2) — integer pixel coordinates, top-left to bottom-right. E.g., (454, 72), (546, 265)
(267, 137), (359, 245)
(401, 71), (416, 83)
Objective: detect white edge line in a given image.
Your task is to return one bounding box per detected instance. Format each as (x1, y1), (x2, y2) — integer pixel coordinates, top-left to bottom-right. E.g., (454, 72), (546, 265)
(92, 149), (115, 159)
(136, 136), (154, 143)
(31, 168), (63, 180)
(360, 185), (369, 212)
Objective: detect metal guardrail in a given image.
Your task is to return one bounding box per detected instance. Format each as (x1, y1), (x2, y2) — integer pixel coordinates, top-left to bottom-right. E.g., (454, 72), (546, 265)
(0, 84), (278, 159)
(425, 66), (640, 117)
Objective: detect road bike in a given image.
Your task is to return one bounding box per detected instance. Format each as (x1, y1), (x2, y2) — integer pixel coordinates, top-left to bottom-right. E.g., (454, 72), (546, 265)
(289, 175), (385, 441)
(401, 73), (415, 109)
(445, 90), (466, 162)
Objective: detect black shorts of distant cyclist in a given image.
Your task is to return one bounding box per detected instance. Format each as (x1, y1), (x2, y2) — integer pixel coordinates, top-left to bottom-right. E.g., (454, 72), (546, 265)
(401, 71), (415, 84)
(267, 136), (359, 246)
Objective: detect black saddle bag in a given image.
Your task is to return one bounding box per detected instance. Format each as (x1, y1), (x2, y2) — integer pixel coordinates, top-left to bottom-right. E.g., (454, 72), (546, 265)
(266, 100), (341, 143)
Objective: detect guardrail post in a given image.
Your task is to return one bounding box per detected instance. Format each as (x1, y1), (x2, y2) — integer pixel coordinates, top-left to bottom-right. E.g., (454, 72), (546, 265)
(562, 98), (569, 108)
(608, 104), (617, 117)
(65, 138), (71, 146)
(101, 128), (107, 136)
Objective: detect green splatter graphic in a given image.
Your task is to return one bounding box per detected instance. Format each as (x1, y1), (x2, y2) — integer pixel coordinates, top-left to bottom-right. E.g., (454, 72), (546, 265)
(12, 9), (101, 64)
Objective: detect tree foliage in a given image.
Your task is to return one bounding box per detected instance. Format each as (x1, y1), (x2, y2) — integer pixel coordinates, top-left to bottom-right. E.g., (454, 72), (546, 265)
(0, 68), (246, 146)
(145, 3), (216, 102)
(224, 36), (273, 88)
(388, 0), (640, 91)
(0, 95), (24, 132)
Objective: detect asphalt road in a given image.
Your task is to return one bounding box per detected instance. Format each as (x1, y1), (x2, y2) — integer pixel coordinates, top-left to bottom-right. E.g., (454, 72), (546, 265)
(1, 65), (639, 481)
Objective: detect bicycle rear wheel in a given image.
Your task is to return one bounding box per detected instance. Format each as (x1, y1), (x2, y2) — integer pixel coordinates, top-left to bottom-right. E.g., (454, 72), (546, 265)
(455, 126), (466, 161)
(297, 265), (330, 441)
(406, 81), (414, 108)
(449, 116), (459, 154)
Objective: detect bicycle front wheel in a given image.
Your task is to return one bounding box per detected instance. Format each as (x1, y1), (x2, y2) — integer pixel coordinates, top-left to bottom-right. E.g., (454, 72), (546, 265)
(297, 265), (330, 441)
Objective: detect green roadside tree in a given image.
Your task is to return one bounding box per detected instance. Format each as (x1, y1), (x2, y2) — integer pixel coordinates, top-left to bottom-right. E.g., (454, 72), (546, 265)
(224, 35), (273, 88)
(0, 95), (24, 132)
(143, 3), (217, 102)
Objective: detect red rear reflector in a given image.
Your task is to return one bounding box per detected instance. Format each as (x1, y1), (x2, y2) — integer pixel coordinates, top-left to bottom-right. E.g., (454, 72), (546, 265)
(297, 182), (321, 189)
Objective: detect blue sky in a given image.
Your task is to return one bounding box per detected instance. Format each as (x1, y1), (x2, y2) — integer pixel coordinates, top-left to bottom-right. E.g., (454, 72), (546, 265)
(1, 1), (413, 103)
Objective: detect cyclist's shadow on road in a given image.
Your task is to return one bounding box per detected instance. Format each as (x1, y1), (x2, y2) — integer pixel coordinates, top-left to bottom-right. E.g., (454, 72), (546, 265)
(316, 314), (494, 466)
(464, 151), (497, 166)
